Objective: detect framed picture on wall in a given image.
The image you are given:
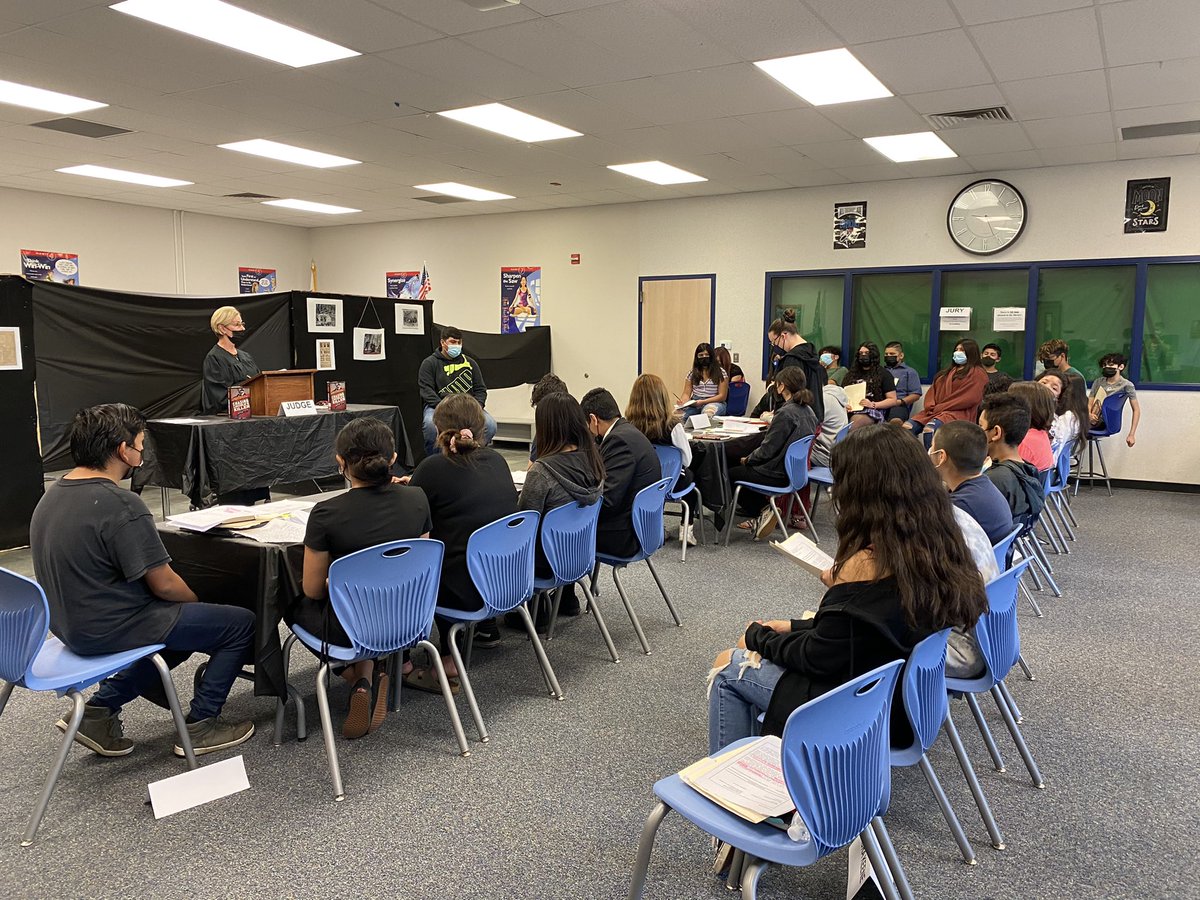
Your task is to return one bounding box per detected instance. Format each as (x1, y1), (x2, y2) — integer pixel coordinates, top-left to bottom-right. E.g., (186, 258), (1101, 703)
(307, 296), (343, 333)
(316, 339), (336, 371)
(353, 327), (386, 361)
(394, 303), (423, 335)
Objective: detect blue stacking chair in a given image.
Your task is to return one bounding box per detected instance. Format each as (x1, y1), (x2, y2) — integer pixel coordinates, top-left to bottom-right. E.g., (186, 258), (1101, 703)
(990, 525), (1038, 686)
(1045, 440), (1078, 543)
(283, 539), (470, 800)
(592, 478), (678, 657)
(536, 500), (619, 663)
(726, 381), (751, 416)
(439, 511), (561, 744)
(724, 435), (817, 546)
(1077, 391), (1127, 496)
(946, 561), (1044, 790)
(808, 423), (850, 516)
(654, 444), (705, 562)
(628, 662), (911, 900)
(892, 629), (1005, 864)
(0, 567), (197, 845)
(1035, 467), (1069, 556)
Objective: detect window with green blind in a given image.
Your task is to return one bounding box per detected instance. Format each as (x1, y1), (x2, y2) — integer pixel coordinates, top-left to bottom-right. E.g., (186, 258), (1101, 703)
(1035, 266), (1135, 384)
(767, 275), (844, 377)
(1143, 263), (1200, 384)
(938, 269), (1028, 378)
(851, 272), (932, 378)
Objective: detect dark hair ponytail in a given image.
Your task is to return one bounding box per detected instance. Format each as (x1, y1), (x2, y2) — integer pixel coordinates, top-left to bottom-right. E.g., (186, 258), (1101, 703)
(775, 365), (813, 407)
(335, 418), (395, 486)
(433, 394), (486, 462)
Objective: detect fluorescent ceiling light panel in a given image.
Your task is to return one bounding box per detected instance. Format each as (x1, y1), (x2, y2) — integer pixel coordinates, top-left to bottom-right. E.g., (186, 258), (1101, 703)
(56, 164), (192, 187)
(109, 0), (360, 68)
(864, 132), (957, 162)
(219, 139), (360, 168)
(754, 49), (891, 106)
(414, 182), (514, 201)
(606, 161), (706, 185)
(0, 79), (107, 115)
(262, 198), (360, 214)
(437, 103), (581, 142)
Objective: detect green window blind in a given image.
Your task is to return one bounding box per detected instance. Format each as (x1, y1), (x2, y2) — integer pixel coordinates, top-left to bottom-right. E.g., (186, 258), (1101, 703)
(851, 273), (932, 378)
(768, 275), (844, 377)
(939, 269), (1028, 378)
(1035, 266), (1135, 384)
(1143, 263), (1200, 384)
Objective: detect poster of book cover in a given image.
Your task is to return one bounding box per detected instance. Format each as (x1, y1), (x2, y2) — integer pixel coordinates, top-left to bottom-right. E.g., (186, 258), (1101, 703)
(21, 249), (79, 284)
(228, 386), (251, 419)
(833, 202), (867, 249)
(501, 266), (541, 334)
(326, 380), (346, 411)
(239, 267), (277, 293)
(386, 271), (421, 299)
(1124, 178), (1170, 233)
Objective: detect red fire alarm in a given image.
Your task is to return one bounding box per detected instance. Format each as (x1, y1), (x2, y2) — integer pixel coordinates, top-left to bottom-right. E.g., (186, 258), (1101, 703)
(570, 253), (580, 265)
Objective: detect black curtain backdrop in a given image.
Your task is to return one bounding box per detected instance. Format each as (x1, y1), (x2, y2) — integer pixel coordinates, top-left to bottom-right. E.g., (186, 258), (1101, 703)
(0, 277), (44, 549)
(430, 323), (552, 389)
(33, 283), (292, 470)
(291, 293), (430, 467)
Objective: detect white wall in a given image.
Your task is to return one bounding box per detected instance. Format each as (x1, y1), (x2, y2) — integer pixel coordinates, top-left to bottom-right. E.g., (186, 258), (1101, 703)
(0, 186), (310, 294)
(310, 154), (1200, 486)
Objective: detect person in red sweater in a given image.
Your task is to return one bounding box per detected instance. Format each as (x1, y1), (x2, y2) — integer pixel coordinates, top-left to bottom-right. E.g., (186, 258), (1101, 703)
(901, 338), (988, 444)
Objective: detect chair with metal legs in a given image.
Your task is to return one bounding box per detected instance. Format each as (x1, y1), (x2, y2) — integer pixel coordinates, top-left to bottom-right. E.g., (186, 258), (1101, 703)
(283, 539), (471, 801)
(653, 444), (705, 562)
(0, 567), (197, 845)
(1046, 440), (1078, 543)
(592, 478), (680, 656)
(1076, 393), (1127, 496)
(946, 560), (1045, 790)
(807, 423), (850, 517)
(628, 662), (911, 900)
(724, 436), (818, 546)
(990, 526), (1035, 684)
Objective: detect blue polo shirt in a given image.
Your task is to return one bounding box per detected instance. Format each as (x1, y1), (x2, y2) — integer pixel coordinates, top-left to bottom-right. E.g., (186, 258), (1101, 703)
(950, 475), (1014, 544)
(885, 363), (922, 421)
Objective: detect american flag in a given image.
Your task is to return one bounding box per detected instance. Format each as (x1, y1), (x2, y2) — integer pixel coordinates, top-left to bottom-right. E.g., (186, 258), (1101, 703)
(418, 264), (431, 301)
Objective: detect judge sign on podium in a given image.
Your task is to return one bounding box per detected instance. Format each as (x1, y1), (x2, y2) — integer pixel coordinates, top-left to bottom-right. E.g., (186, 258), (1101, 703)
(240, 369), (318, 417)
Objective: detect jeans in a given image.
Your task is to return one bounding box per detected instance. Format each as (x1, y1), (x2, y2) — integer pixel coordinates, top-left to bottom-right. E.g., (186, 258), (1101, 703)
(91, 602), (255, 722)
(697, 400), (727, 417)
(708, 648), (785, 754)
(423, 405), (497, 456)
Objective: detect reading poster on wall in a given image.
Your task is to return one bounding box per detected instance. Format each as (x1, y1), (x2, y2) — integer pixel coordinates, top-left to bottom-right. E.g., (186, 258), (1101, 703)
(239, 267), (277, 293)
(386, 271), (420, 299)
(21, 249), (79, 285)
(833, 201), (867, 249)
(501, 266), (541, 334)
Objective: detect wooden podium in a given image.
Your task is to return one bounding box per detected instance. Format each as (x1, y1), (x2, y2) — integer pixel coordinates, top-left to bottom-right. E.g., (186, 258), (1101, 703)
(242, 369), (317, 417)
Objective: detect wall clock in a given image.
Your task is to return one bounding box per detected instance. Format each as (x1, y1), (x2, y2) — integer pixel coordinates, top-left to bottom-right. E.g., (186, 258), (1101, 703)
(947, 179), (1027, 255)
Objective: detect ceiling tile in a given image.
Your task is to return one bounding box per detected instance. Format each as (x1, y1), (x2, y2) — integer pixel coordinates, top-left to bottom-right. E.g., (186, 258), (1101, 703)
(249, 0), (442, 53)
(854, 30), (993, 94)
(649, 118), (782, 154)
(369, 0), (539, 36)
(1109, 57), (1200, 110)
(316, 56), (488, 111)
(1099, 0), (1200, 67)
(817, 98), (931, 138)
(1116, 133), (1200, 159)
(969, 9), (1104, 81)
(0, 2), (105, 27)
(1024, 112), (1114, 148)
(939, 122), (1033, 155)
(1113, 102), (1200, 129)
(801, 139), (890, 168)
(655, 0), (841, 60)
(805, 0), (960, 43)
(1037, 143), (1117, 166)
(1001, 70), (1110, 121)
(377, 38), (567, 101)
(949, 0), (1091, 26)
(963, 149), (1044, 171)
(831, 163), (910, 182)
(727, 146), (829, 179)
(516, 90), (656, 134)
(903, 84), (1008, 116)
(736, 108), (855, 145)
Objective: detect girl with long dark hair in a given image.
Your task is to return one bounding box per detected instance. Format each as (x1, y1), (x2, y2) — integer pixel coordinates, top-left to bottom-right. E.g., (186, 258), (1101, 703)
(678, 342), (729, 417)
(906, 338), (988, 440)
(842, 341), (900, 430)
(1037, 370), (1088, 447)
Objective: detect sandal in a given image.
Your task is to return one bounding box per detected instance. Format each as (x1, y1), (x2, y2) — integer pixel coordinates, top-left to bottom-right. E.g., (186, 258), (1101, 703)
(369, 665), (389, 734)
(402, 666), (460, 696)
(343, 678), (372, 740)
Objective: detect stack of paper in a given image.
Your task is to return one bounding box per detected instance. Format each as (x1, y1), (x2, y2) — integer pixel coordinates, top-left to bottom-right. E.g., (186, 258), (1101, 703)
(679, 735), (795, 824)
(167, 499), (315, 534)
(842, 381), (867, 412)
(771, 532), (835, 578)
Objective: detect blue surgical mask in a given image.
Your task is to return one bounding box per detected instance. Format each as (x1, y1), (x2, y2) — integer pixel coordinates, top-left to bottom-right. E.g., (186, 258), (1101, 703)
(446, 344), (462, 359)
(819, 353), (833, 366)
(952, 350), (967, 365)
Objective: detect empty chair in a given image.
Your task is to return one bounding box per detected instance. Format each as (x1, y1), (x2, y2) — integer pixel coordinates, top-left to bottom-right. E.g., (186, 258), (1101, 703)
(628, 661), (911, 900)
(592, 478), (679, 656)
(726, 380), (751, 416)
(1077, 393), (1127, 496)
(725, 435), (817, 545)
(946, 561), (1044, 790)
(283, 539), (470, 801)
(535, 499), (618, 662)
(1045, 440), (1078, 541)
(653, 443), (706, 562)
(0, 567), (197, 844)
(991, 525), (1036, 683)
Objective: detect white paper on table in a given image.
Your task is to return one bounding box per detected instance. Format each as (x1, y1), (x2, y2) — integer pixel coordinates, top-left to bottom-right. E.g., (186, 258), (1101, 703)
(687, 735), (794, 819)
(154, 417), (208, 425)
(688, 413), (711, 430)
(238, 518), (308, 544)
(992, 307), (1026, 331)
(167, 505), (254, 533)
(511, 469), (527, 488)
(842, 381), (867, 412)
(148, 755), (250, 819)
(939, 306), (971, 331)
(718, 421), (765, 434)
(244, 499), (316, 517)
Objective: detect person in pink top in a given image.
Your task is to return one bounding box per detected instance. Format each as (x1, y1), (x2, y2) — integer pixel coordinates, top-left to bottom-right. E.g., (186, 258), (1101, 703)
(1008, 381), (1056, 471)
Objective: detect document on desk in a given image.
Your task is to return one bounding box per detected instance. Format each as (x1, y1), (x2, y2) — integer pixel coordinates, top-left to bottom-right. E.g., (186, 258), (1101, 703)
(153, 417), (208, 425)
(167, 506), (257, 533)
(238, 518), (308, 544)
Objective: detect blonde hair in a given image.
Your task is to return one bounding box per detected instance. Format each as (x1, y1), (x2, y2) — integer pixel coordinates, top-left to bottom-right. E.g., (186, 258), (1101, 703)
(210, 306), (242, 336)
(625, 373), (678, 444)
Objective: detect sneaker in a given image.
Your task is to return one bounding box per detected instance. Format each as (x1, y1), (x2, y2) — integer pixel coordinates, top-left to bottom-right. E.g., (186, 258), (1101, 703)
(472, 619), (503, 648)
(57, 704), (134, 757)
(175, 716), (254, 757)
(754, 508), (777, 541)
(680, 523), (698, 547)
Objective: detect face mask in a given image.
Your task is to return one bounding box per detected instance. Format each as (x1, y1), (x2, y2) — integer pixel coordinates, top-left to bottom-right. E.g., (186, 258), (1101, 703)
(228, 328), (248, 346)
(1040, 357), (1056, 368)
(819, 353), (833, 366)
(983, 355), (998, 365)
(1101, 366), (1117, 377)
(857, 354), (871, 366)
(952, 351), (967, 365)
(884, 355), (898, 367)
(697, 356), (710, 365)
(446, 344), (462, 358)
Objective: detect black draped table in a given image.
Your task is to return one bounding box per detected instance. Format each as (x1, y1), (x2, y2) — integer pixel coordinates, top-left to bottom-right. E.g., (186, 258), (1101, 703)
(689, 431), (767, 517)
(135, 404), (409, 509)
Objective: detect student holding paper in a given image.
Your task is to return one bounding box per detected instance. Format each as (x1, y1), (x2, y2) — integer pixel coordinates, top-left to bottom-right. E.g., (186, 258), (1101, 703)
(842, 342), (899, 430)
(677, 343), (729, 417)
(707, 425), (988, 753)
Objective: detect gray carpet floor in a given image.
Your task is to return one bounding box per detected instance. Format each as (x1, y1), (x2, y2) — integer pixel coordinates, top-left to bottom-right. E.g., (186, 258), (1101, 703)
(0, 472), (1197, 900)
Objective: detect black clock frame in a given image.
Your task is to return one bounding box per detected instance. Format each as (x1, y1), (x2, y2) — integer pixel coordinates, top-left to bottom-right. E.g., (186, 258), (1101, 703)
(947, 178), (1028, 256)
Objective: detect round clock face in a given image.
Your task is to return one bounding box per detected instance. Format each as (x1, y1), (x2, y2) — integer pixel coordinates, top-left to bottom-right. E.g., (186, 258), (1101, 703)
(947, 179), (1027, 255)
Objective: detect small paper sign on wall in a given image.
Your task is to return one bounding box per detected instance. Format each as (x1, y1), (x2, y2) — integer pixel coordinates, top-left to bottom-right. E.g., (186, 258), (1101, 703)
(993, 307), (1026, 331)
(939, 307), (972, 331)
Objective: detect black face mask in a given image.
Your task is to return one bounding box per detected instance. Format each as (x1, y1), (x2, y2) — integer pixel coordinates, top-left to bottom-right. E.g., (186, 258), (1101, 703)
(229, 329), (248, 346)
(884, 355), (898, 366)
(1101, 366), (1117, 377)
(1040, 357), (1056, 368)
(696, 356), (710, 366)
(857, 354), (871, 366)
(983, 356), (998, 366)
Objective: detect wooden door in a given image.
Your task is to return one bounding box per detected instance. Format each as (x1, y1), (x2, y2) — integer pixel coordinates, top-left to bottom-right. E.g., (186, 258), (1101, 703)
(639, 276), (714, 394)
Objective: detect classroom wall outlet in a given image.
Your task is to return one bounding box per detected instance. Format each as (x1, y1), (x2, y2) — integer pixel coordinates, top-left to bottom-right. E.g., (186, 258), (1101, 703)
(732, 352), (739, 362)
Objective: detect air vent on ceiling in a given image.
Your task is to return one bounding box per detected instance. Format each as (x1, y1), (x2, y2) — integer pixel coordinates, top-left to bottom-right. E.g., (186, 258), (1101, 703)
(413, 195), (469, 204)
(32, 117), (132, 138)
(459, 0), (520, 10)
(925, 106), (1013, 130)
(1121, 120), (1200, 141)
(224, 192), (280, 200)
